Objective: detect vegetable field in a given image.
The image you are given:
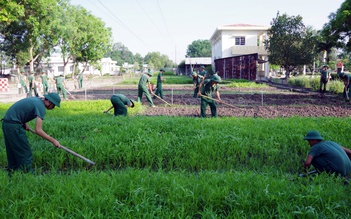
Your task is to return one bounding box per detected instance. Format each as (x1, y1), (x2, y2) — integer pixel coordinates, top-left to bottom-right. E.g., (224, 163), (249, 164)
(1, 81), (351, 218)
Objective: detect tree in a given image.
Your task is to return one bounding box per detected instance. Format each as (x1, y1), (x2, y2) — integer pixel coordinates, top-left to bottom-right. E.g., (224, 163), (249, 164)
(327, 0), (351, 52)
(1, 0), (62, 71)
(264, 12), (316, 79)
(186, 40), (211, 57)
(144, 51), (173, 70)
(105, 42), (134, 66)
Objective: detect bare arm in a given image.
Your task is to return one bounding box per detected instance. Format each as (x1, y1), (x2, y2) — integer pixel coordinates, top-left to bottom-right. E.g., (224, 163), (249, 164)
(32, 116), (60, 147)
(197, 81), (204, 97)
(104, 106), (114, 113)
(304, 155), (314, 170)
(216, 90), (221, 102)
(342, 147), (351, 160)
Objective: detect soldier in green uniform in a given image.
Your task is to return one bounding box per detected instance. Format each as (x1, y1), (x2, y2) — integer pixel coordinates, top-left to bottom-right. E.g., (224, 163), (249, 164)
(198, 65), (207, 79)
(339, 72), (351, 102)
(303, 131), (351, 176)
(192, 71), (203, 98)
(56, 74), (67, 100)
(154, 68), (166, 99)
(1, 92), (61, 174)
(28, 71), (38, 97)
(77, 71), (83, 89)
(137, 71), (155, 107)
(197, 74), (222, 117)
(40, 71), (49, 95)
(319, 65), (330, 97)
(104, 94), (135, 116)
(18, 70), (28, 95)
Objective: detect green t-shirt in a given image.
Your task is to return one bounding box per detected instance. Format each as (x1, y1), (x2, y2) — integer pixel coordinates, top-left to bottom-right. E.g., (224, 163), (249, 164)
(309, 140), (351, 176)
(320, 69), (329, 79)
(41, 74), (48, 83)
(112, 94), (131, 105)
(56, 76), (65, 85)
(157, 72), (163, 84)
(138, 74), (150, 87)
(4, 97), (46, 124)
(201, 79), (220, 97)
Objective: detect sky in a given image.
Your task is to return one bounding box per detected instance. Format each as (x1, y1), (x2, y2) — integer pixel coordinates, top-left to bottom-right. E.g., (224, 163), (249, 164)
(70, 0), (345, 64)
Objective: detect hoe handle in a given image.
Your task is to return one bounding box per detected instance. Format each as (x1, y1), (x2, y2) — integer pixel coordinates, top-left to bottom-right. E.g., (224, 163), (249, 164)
(28, 129), (95, 165)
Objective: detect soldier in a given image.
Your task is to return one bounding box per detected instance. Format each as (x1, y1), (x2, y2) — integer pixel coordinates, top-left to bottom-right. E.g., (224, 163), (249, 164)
(198, 65), (207, 79)
(77, 71), (83, 89)
(192, 71), (203, 98)
(1, 93), (61, 174)
(339, 72), (351, 102)
(154, 68), (166, 99)
(56, 74), (67, 100)
(197, 74), (222, 117)
(28, 71), (38, 97)
(303, 131), (351, 176)
(40, 71), (49, 95)
(104, 94), (135, 116)
(18, 69), (28, 95)
(319, 65), (330, 97)
(137, 71), (155, 107)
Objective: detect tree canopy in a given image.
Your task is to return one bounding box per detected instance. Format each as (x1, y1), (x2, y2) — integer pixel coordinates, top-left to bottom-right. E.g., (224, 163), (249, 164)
(186, 40), (211, 57)
(264, 12), (316, 78)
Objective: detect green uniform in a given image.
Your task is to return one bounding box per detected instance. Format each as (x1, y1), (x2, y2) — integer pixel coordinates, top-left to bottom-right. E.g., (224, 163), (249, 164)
(110, 94), (131, 116)
(2, 97), (46, 173)
(308, 141), (351, 176)
(199, 70), (207, 78)
(193, 75), (201, 98)
(319, 69), (329, 94)
(19, 74), (28, 94)
(56, 76), (67, 99)
(40, 74), (49, 94)
(343, 74), (351, 99)
(154, 71), (164, 99)
(137, 73), (154, 106)
(28, 75), (38, 97)
(78, 73), (83, 89)
(200, 79), (220, 117)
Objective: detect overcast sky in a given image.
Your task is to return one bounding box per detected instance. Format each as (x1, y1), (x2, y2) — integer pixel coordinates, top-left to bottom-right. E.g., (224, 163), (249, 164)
(70, 0), (345, 64)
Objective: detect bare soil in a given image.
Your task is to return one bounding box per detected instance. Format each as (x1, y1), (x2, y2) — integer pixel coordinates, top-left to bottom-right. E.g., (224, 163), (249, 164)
(69, 83), (351, 118)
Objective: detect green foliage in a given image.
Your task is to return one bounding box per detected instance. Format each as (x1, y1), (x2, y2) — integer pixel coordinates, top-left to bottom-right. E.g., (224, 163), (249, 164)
(186, 39), (211, 57)
(288, 76), (344, 93)
(1, 101), (351, 217)
(265, 12), (316, 78)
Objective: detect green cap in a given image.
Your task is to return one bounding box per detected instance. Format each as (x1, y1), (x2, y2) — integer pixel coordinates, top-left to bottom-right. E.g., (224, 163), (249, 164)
(303, 131), (323, 140)
(30, 71), (34, 74)
(44, 93), (61, 107)
(211, 74), (222, 83)
(192, 72), (197, 76)
(200, 65), (205, 69)
(160, 68), (165, 72)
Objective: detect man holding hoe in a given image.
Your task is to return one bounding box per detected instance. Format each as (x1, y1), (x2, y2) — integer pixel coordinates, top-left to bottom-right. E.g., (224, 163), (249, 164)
(137, 71), (155, 107)
(197, 74), (222, 117)
(1, 93), (61, 174)
(104, 94), (135, 116)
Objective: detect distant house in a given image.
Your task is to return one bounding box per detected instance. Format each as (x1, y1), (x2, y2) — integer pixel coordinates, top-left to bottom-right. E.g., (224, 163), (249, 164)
(209, 24), (270, 80)
(184, 57), (212, 75)
(41, 56), (118, 77)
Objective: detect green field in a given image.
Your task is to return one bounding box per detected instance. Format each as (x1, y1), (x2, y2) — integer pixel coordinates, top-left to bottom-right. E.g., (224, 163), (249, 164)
(1, 99), (351, 218)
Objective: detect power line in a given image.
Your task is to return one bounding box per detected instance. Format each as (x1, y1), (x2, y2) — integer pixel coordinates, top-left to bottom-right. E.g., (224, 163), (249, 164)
(156, 0), (174, 44)
(96, 0), (150, 48)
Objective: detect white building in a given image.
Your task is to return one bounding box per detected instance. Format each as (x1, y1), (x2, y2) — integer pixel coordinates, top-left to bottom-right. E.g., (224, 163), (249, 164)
(209, 24), (270, 78)
(42, 56), (118, 77)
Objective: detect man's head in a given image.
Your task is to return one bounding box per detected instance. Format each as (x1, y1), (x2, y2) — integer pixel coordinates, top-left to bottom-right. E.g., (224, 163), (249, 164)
(44, 93), (61, 109)
(211, 74), (222, 84)
(323, 65), (329, 69)
(130, 99), (135, 108)
(192, 72), (198, 77)
(160, 68), (165, 72)
(303, 131), (323, 146)
(200, 65), (205, 70)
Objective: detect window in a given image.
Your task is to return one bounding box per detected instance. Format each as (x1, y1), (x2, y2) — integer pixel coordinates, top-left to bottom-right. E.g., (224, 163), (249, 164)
(235, 37), (245, 45)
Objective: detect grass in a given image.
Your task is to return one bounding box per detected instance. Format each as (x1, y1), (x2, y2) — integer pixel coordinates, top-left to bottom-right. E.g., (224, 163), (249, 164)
(1, 88), (351, 217)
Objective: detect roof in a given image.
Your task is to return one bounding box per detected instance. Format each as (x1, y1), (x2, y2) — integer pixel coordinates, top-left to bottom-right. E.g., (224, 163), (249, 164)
(218, 23), (270, 30)
(185, 57), (212, 65)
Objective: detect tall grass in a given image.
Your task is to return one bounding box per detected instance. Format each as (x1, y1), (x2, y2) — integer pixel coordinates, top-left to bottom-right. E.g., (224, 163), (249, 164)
(1, 101), (351, 218)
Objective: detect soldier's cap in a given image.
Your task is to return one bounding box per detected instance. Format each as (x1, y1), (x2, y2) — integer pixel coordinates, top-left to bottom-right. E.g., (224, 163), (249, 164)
(44, 93), (61, 107)
(211, 74), (222, 83)
(200, 65), (205, 69)
(303, 131), (323, 140)
(192, 72), (197, 76)
(146, 71), (152, 76)
(323, 65), (329, 68)
(30, 71), (34, 74)
(160, 68), (165, 72)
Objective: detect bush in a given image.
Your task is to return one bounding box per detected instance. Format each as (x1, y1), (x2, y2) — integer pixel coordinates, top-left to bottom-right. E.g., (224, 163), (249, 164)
(328, 80), (344, 94)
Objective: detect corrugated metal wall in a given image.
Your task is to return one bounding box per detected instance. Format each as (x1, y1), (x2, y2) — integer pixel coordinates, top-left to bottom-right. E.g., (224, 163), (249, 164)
(214, 53), (258, 81)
